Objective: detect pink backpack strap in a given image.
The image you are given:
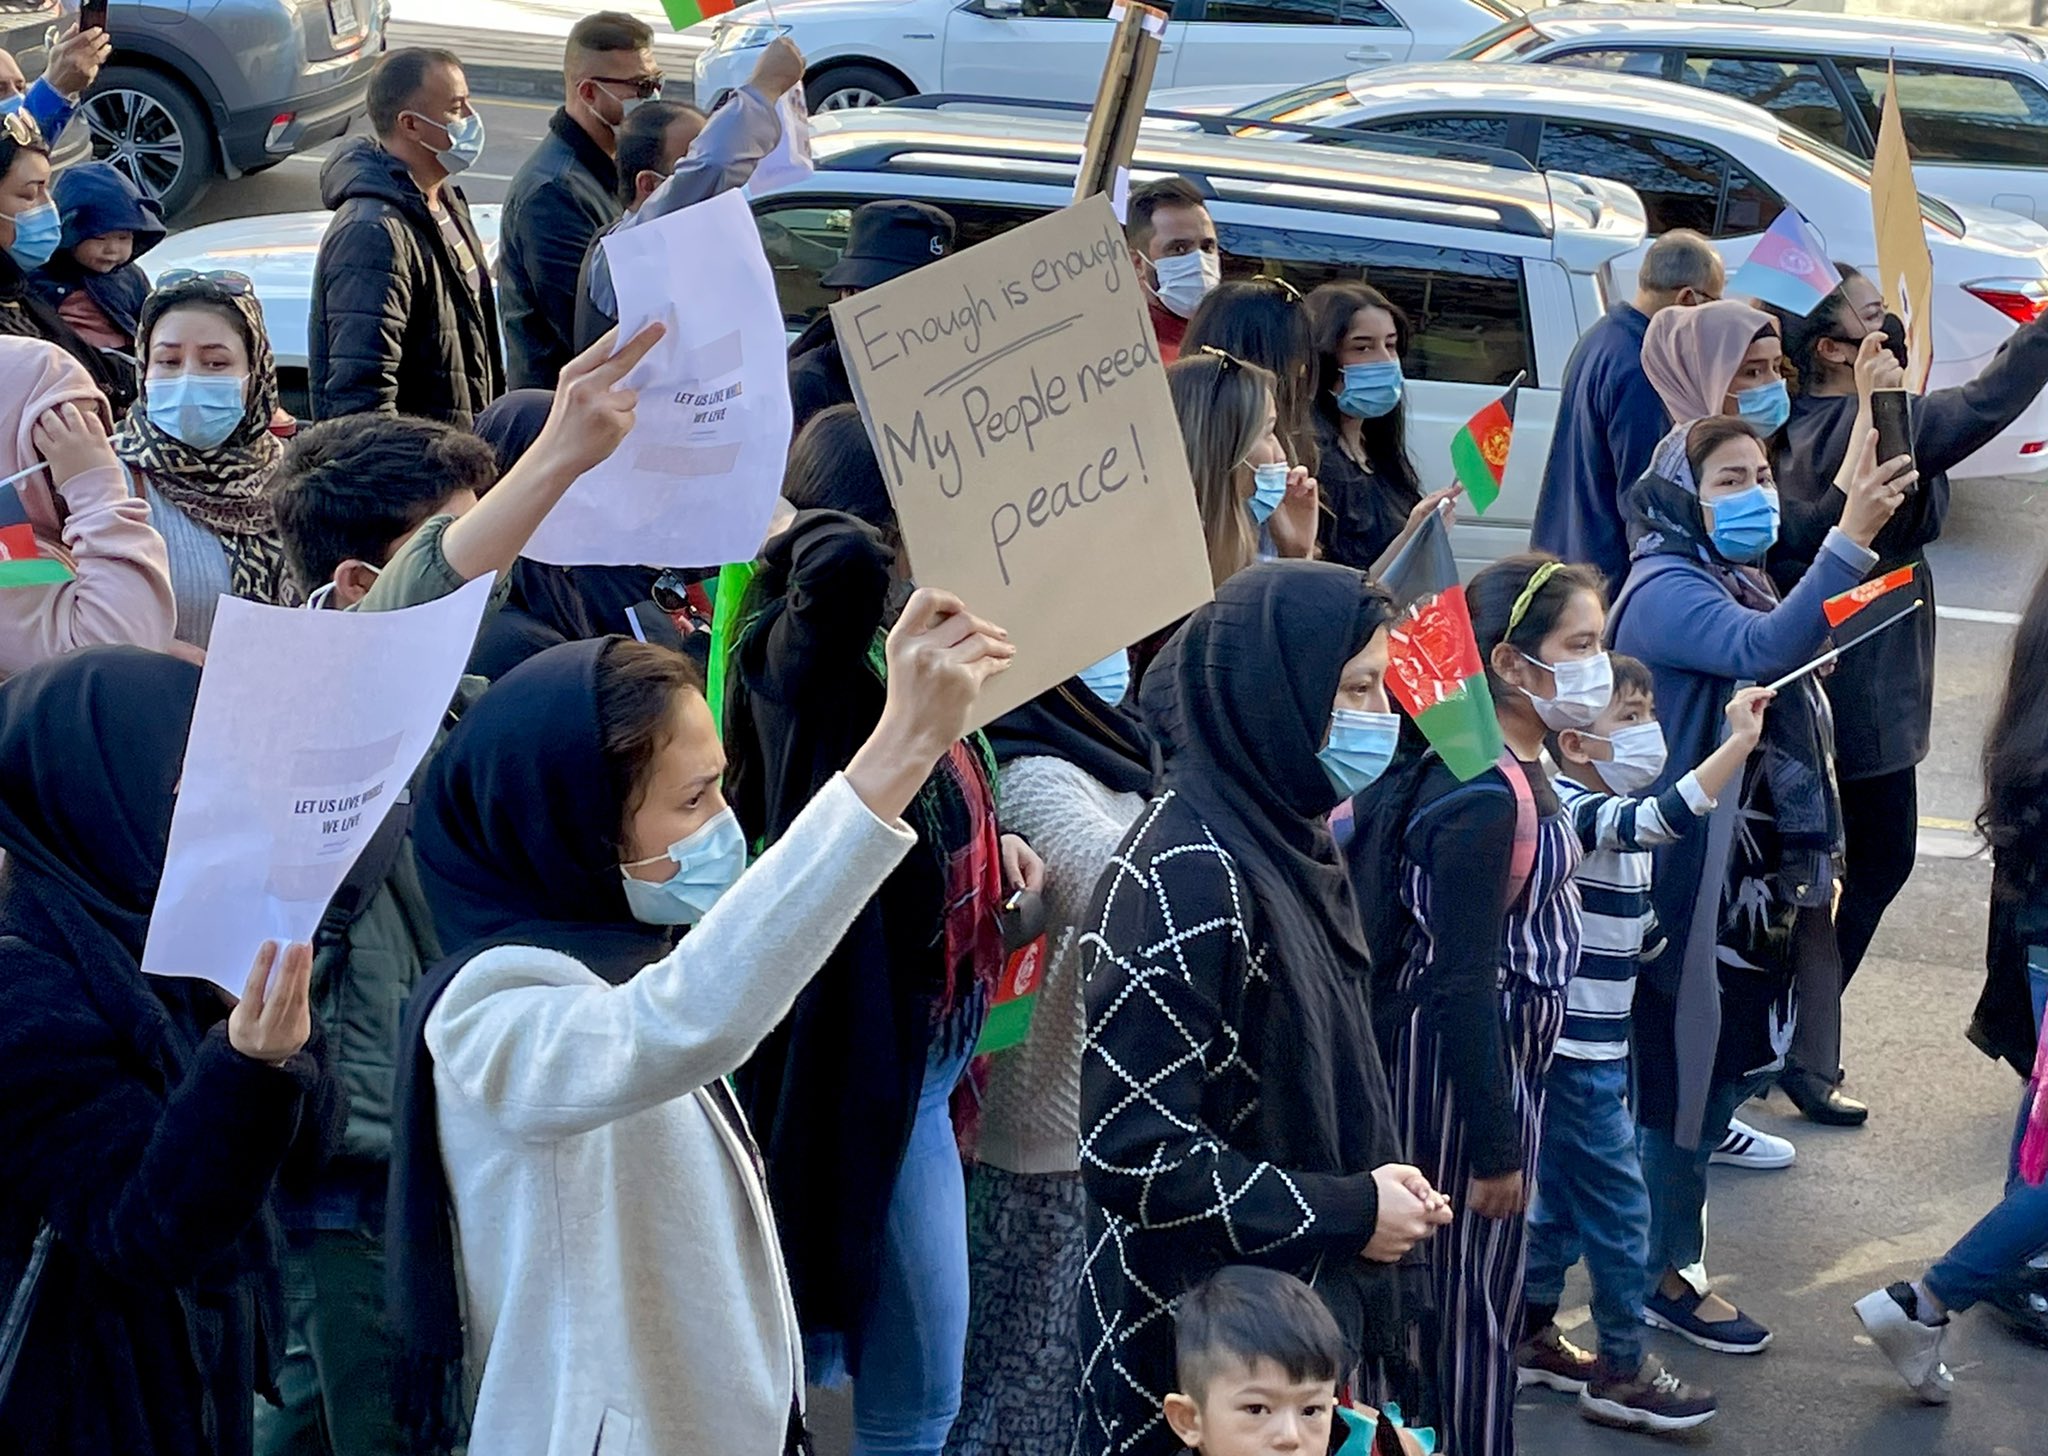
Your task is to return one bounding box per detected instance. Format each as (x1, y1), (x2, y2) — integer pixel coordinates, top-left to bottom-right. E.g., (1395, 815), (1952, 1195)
(1496, 753), (1539, 913)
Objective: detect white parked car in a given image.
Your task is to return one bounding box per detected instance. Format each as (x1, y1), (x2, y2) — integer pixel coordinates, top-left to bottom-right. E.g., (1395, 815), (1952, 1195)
(139, 205), (503, 415)
(1453, 3), (2048, 222)
(691, 0), (1518, 114)
(1154, 63), (2048, 480)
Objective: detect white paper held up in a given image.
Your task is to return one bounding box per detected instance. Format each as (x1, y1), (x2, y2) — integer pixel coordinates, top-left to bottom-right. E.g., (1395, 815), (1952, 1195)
(744, 89), (815, 198)
(142, 575), (494, 991)
(527, 187), (794, 569)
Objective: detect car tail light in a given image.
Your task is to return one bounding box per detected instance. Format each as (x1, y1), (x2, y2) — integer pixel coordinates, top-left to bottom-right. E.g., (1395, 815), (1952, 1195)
(264, 113), (298, 150)
(1964, 278), (2048, 325)
(2022, 439), (2048, 457)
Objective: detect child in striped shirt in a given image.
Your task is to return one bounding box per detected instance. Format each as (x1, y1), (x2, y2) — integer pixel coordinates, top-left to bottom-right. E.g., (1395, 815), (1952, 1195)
(1514, 653), (1771, 1432)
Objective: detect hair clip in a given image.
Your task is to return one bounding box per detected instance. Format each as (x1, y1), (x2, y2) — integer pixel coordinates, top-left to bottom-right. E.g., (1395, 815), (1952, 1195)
(1257, 275), (1304, 305)
(1197, 344), (1245, 373)
(1506, 560), (1566, 635)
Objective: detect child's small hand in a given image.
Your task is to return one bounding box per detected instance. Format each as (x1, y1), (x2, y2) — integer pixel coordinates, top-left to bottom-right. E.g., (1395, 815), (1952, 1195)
(1725, 686), (1773, 752)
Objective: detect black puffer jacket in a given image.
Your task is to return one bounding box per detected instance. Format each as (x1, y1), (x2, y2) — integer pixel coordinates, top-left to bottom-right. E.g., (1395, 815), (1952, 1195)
(308, 139), (502, 427)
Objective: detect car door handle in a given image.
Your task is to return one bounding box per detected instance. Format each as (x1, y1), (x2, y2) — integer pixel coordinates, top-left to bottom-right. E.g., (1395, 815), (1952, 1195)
(1347, 46), (1393, 62)
(1158, 42), (1175, 52)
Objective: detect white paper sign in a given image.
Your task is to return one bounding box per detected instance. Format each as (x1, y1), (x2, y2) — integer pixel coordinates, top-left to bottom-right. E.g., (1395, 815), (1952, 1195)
(527, 187), (794, 569)
(744, 90), (815, 198)
(142, 575), (494, 991)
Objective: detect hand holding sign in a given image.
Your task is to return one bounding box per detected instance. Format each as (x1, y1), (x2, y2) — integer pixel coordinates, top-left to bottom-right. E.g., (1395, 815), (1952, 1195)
(226, 940), (314, 1067)
(847, 587), (1016, 822)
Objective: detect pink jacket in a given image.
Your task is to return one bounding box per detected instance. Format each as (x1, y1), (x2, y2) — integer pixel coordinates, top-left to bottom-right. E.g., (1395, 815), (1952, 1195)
(0, 338), (174, 676)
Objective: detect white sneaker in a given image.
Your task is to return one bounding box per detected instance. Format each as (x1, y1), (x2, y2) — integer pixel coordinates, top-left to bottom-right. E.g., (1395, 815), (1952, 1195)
(1854, 1283), (1954, 1404)
(1711, 1117), (1796, 1170)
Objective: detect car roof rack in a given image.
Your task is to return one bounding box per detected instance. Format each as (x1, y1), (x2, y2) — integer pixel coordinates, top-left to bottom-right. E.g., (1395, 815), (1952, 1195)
(885, 92), (1538, 174)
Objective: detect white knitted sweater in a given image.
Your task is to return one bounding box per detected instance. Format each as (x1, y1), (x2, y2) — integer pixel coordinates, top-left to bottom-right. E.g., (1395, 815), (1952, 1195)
(979, 756), (1146, 1177)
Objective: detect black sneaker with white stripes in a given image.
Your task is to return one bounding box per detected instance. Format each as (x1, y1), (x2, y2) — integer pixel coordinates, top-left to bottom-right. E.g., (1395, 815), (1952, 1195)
(1579, 1354), (1719, 1432)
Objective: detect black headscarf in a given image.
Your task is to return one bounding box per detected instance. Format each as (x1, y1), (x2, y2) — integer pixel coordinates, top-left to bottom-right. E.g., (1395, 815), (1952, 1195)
(0, 647), (217, 1040)
(1139, 561), (1396, 1174)
(984, 675), (1156, 796)
(386, 639), (674, 1449)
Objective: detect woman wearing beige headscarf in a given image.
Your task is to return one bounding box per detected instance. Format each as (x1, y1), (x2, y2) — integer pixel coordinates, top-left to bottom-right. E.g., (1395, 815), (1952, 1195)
(1640, 299), (1787, 431)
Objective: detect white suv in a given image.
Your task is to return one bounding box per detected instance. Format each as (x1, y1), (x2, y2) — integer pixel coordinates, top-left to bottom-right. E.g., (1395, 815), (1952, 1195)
(743, 103), (1648, 570)
(1153, 62), (2048, 480)
(1456, 3), (2048, 223)
(692, 0), (1517, 114)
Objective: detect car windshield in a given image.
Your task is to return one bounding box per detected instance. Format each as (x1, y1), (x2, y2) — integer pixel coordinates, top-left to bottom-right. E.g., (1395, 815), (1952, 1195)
(1778, 128), (1965, 237)
(1448, 19), (1549, 63)
(1231, 78), (1358, 126)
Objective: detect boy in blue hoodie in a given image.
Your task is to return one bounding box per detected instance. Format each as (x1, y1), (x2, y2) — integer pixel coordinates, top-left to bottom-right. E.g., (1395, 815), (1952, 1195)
(29, 161), (165, 408)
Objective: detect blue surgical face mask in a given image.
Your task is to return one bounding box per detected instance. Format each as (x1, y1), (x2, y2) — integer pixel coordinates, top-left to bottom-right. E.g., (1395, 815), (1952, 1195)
(1734, 378), (1790, 434)
(5, 200), (59, 270)
(1706, 483), (1780, 563)
(146, 371), (248, 450)
(1337, 360), (1403, 420)
(1319, 707), (1400, 801)
(619, 806), (748, 926)
(1076, 648), (1130, 708)
(1249, 462), (1289, 527)
(409, 109), (486, 175)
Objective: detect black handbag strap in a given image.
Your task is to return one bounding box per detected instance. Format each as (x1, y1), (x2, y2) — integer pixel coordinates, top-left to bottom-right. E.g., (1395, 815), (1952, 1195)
(0, 1222), (53, 1406)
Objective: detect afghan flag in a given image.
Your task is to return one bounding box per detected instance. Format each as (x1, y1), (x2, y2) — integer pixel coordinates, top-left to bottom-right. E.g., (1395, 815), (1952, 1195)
(1824, 564), (1915, 628)
(0, 487), (72, 589)
(660, 0), (737, 27)
(1379, 506), (1502, 781)
(1450, 371), (1522, 516)
(1729, 208), (1836, 317)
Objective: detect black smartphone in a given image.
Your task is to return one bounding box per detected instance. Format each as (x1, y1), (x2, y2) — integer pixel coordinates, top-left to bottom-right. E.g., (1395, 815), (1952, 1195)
(1871, 387), (1914, 488)
(79, 0), (108, 33)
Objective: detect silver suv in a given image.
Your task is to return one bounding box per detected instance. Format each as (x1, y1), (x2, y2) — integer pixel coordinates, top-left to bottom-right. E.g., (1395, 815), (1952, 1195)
(77, 0), (387, 217)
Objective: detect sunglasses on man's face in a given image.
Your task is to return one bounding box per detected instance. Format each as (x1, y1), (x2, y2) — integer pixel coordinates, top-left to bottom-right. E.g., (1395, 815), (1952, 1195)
(593, 73), (665, 100)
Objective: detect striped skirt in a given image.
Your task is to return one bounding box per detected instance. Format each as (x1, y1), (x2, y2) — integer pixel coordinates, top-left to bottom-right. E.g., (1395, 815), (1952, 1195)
(1390, 977), (1566, 1456)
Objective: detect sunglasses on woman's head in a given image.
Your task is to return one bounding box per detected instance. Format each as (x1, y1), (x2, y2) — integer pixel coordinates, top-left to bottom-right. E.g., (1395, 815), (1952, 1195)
(154, 268), (256, 298)
(0, 107), (42, 149)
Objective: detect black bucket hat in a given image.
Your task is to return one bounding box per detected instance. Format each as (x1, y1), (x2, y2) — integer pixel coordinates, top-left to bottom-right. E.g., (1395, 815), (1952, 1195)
(819, 200), (957, 290)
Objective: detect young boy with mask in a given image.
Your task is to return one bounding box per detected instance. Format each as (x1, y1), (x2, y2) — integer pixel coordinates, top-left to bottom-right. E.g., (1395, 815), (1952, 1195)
(1514, 654), (1772, 1433)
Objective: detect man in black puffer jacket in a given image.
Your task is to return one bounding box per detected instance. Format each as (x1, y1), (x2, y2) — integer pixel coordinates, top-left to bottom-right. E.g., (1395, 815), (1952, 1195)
(309, 47), (502, 428)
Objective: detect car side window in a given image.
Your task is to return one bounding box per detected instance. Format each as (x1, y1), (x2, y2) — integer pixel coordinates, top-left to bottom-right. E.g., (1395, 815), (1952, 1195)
(1838, 60), (2048, 165)
(1536, 121), (1780, 238)
(1720, 161), (1783, 237)
(1354, 115), (1517, 151)
(1541, 47), (1671, 80)
(1215, 222), (1532, 386)
(1199, 0), (1345, 24)
(755, 199), (1046, 334)
(1017, 0), (1116, 18)
(1678, 54), (1851, 151)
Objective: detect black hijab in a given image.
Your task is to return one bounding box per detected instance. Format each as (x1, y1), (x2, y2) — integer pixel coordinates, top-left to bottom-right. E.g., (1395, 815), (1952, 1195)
(984, 675), (1156, 796)
(0, 647), (220, 1044)
(1139, 561), (1396, 1174)
(386, 639), (674, 1449)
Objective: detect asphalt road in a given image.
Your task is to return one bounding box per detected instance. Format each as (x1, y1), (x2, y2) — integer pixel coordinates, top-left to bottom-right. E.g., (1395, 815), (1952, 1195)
(180, 80), (2048, 1455)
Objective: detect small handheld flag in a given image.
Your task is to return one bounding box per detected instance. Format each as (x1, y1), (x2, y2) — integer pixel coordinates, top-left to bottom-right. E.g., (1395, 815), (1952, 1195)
(1763, 599), (1922, 693)
(0, 478), (73, 590)
(1822, 564), (1915, 629)
(660, 0), (738, 28)
(1450, 372), (1522, 516)
(1729, 209), (1836, 317)
(1379, 508), (1503, 781)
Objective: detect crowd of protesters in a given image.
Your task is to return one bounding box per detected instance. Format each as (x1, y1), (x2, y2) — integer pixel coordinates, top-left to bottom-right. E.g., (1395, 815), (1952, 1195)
(0, 16), (2043, 1456)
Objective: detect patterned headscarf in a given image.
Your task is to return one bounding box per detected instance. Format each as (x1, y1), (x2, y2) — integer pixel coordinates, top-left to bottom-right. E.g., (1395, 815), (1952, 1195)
(113, 282), (298, 606)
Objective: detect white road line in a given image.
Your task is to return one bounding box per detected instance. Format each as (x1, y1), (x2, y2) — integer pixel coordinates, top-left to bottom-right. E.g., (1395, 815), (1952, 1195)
(1936, 604), (2022, 626)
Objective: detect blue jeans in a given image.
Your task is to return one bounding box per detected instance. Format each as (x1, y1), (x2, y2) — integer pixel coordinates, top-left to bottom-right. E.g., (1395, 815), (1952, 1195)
(1526, 1056), (1650, 1367)
(1925, 958), (2048, 1314)
(1637, 1068), (1776, 1294)
(847, 1030), (976, 1456)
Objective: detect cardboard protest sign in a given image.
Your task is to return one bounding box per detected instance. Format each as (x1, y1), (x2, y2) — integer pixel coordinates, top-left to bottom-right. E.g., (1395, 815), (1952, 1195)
(527, 187), (794, 568)
(1872, 61), (1934, 393)
(143, 576), (493, 992)
(830, 194), (1213, 728)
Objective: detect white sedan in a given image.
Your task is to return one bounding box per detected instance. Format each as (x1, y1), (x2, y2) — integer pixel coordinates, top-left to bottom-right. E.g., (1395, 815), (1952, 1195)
(691, 0), (1518, 114)
(1155, 63), (2048, 480)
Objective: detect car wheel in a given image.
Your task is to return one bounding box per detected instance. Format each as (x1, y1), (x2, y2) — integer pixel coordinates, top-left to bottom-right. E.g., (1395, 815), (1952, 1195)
(81, 66), (217, 219)
(805, 64), (910, 113)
